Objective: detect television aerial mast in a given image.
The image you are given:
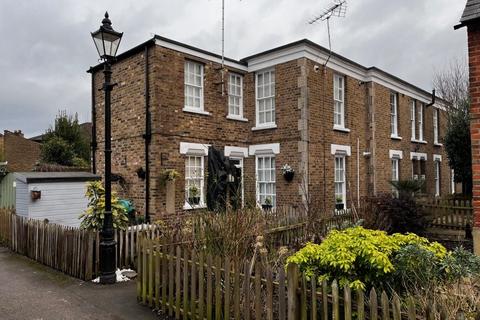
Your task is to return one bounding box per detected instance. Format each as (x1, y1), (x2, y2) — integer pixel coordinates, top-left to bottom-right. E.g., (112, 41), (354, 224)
(308, 0), (347, 66)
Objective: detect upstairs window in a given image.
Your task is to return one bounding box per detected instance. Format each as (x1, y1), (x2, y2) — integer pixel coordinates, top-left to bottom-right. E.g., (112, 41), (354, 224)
(228, 73), (243, 118)
(410, 100), (416, 140)
(418, 103), (424, 141)
(333, 74), (345, 128)
(390, 92), (399, 137)
(184, 61), (204, 111)
(433, 108), (439, 144)
(256, 69), (275, 127)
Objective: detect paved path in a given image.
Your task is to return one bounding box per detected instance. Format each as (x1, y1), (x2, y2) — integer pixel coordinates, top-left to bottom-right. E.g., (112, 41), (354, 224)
(0, 247), (160, 320)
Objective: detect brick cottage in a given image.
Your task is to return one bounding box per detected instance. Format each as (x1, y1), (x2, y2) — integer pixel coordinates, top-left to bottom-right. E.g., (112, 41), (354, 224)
(88, 35), (451, 219)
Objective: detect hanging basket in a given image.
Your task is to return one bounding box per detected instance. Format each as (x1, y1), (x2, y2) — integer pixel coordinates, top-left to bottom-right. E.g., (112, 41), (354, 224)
(283, 171), (295, 182)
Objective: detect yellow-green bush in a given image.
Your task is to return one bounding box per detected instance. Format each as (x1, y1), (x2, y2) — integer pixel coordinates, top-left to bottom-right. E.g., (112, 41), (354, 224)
(286, 227), (446, 290)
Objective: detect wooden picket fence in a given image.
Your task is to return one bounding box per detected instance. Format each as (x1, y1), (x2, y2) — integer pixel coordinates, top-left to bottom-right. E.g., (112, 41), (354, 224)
(0, 209), (160, 280)
(137, 239), (446, 320)
(420, 198), (473, 230)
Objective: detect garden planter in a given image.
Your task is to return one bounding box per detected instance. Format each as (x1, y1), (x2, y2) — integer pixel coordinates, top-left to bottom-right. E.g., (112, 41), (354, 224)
(335, 203), (344, 210)
(283, 171), (294, 182)
(262, 204), (273, 211)
(189, 197), (200, 205)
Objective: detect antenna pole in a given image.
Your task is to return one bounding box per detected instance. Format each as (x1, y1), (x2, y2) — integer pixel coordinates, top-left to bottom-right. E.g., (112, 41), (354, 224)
(325, 17), (332, 67)
(221, 0), (225, 96)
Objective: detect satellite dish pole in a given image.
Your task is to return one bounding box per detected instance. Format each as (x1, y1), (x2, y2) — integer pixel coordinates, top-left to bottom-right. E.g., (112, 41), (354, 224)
(308, 0), (347, 67)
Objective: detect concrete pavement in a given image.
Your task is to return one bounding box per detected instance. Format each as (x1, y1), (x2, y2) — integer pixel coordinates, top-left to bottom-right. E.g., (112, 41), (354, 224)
(0, 247), (160, 320)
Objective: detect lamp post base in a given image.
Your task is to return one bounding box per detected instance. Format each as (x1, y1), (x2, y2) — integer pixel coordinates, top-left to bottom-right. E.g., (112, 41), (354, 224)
(99, 237), (117, 284)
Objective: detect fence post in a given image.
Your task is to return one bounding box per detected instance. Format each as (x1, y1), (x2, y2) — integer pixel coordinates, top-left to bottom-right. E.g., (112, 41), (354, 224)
(287, 263), (299, 320)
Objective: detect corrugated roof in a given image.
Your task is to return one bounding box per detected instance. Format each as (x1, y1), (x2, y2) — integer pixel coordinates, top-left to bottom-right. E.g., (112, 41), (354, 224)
(460, 0), (480, 23)
(15, 171), (100, 183)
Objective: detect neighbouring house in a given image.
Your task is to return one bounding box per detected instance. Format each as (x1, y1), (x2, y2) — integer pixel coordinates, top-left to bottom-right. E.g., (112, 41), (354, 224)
(0, 130), (41, 172)
(14, 172), (100, 227)
(88, 35), (452, 219)
(456, 0), (480, 254)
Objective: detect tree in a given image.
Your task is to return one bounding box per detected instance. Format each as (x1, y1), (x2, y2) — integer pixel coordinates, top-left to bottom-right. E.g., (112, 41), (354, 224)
(433, 58), (472, 195)
(40, 111), (90, 166)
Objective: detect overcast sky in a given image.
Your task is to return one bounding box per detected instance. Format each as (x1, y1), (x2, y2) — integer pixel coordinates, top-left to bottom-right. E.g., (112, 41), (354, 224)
(0, 0), (468, 137)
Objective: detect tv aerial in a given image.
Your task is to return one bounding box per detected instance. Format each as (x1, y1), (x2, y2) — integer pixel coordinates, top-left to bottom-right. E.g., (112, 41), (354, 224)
(307, 0), (347, 67)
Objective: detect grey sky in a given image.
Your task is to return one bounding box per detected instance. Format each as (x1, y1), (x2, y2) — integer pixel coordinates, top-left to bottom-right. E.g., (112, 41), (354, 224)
(0, 0), (468, 137)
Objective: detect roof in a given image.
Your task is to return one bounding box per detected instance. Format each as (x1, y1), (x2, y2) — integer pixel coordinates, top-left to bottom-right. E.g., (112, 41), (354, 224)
(15, 172), (101, 183)
(87, 34), (442, 104)
(455, 0), (480, 29)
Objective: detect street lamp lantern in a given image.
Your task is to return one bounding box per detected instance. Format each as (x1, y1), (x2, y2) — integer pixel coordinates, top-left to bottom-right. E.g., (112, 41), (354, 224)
(91, 12), (123, 60)
(91, 12), (122, 285)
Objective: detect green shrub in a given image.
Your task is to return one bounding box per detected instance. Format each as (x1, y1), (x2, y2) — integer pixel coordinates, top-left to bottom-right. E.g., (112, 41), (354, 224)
(286, 227), (446, 290)
(40, 136), (75, 166)
(441, 246), (480, 281)
(79, 181), (129, 231)
(362, 193), (426, 235)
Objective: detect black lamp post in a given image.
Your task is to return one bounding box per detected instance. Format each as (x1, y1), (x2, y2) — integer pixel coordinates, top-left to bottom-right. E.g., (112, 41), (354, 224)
(91, 12), (123, 284)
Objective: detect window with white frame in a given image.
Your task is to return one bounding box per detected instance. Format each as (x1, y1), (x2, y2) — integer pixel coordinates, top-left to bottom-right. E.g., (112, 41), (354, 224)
(256, 155), (276, 206)
(184, 61), (204, 110)
(433, 108), (439, 144)
(418, 103), (424, 141)
(434, 160), (441, 196)
(256, 69), (275, 126)
(390, 92), (398, 137)
(228, 73), (243, 118)
(392, 158), (399, 182)
(185, 155), (205, 208)
(334, 155), (346, 206)
(410, 100), (416, 140)
(334, 74), (345, 128)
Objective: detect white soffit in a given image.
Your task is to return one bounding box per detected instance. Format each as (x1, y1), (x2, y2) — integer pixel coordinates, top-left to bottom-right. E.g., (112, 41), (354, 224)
(224, 146), (248, 158)
(331, 144), (351, 156)
(179, 142), (210, 156)
(249, 143), (280, 156)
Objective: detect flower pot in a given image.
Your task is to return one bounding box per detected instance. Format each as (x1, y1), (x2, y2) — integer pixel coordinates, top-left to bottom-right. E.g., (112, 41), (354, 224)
(335, 203), (344, 210)
(283, 171), (294, 182)
(262, 204), (273, 211)
(189, 197), (200, 205)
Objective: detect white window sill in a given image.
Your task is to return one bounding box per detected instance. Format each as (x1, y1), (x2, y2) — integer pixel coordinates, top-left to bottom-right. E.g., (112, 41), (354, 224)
(333, 126), (350, 133)
(183, 203), (207, 210)
(411, 139), (427, 144)
(390, 135), (402, 140)
(183, 107), (211, 116)
(226, 115), (248, 122)
(434, 142), (443, 147)
(252, 124), (277, 131)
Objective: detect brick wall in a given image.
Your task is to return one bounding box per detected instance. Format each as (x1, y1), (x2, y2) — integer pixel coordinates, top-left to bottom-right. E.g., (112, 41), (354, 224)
(2, 131), (41, 172)
(92, 42), (452, 219)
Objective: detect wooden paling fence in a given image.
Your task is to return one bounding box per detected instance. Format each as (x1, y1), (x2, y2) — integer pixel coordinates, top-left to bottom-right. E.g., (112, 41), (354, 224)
(138, 239), (445, 320)
(420, 198), (473, 230)
(0, 209), (160, 280)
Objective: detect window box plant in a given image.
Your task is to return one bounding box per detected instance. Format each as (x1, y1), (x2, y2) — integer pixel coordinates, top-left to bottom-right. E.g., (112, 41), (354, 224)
(281, 164), (295, 182)
(188, 185), (201, 205)
(335, 196), (344, 210)
(262, 197), (273, 211)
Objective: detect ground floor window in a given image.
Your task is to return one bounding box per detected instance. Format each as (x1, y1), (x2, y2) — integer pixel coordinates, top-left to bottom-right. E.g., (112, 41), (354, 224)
(185, 155), (204, 208)
(334, 155), (346, 206)
(256, 155), (276, 207)
(434, 160), (441, 197)
(391, 158), (399, 195)
(412, 159), (426, 193)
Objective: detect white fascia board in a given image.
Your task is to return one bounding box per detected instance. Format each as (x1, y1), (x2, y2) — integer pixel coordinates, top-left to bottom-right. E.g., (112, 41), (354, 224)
(410, 152), (428, 160)
(389, 150), (403, 159)
(249, 143), (280, 156)
(433, 154), (442, 162)
(179, 142), (210, 156)
(155, 39), (247, 71)
(331, 144), (351, 156)
(224, 146), (248, 158)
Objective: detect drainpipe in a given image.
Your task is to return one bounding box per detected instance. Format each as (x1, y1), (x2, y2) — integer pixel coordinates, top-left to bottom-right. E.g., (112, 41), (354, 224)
(426, 89), (436, 108)
(91, 73), (97, 174)
(143, 46), (151, 223)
